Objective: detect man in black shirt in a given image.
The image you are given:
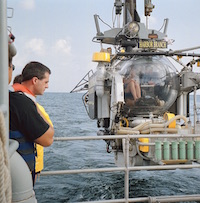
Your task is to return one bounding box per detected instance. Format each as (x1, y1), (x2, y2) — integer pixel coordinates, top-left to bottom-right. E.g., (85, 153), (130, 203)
(9, 62), (54, 182)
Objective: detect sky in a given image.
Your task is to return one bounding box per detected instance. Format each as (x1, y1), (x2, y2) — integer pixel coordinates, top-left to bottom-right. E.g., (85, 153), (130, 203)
(7, 0), (200, 92)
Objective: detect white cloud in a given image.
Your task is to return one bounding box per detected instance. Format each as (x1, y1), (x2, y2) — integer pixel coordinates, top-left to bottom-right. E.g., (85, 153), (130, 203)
(25, 38), (45, 56)
(54, 39), (71, 55)
(20, 0), (35, 10)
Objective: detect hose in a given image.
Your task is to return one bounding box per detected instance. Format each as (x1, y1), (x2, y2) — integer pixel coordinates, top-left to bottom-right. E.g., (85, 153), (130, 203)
(118, 121), (151, 132)
(117, 129), (140, 135)
(118, 115), (188, 135)
(140, 127), (178, 134)
(135, 141), (150, 160)
(0, 110), (12, 203)
(140, 115), (187, 134)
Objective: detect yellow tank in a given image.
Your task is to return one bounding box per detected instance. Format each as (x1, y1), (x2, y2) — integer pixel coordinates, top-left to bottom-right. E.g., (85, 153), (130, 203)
(92, 52), (110, 62)
(138, 138), (149, 152)
(164, 112), (176, 128)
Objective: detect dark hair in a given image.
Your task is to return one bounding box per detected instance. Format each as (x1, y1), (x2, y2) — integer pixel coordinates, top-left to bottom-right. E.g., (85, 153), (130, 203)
(13, 74), (23, 84)
(22, 61), (51, 82)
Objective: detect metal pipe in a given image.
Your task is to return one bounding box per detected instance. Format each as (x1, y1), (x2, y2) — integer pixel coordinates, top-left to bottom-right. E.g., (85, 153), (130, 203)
(0, 0), (9, 149)
(124, 0), (136, 24)
(53, 134), (200, 141)
(146, 16), (148, 29)
(173, 46), (200, 53)
(117, 51), (200, 57)
(94, 14), (102, 36)
(79, 195), (200, 203)
(129, 0), (135, 20)
(81, 199), (126, 203)
(183, 92), (187, 116)
(128, 164), (200, 171)
(177, 94), (184, 115)
(124, 138), (129, 202)
(194, 86), (197, 133)
(163, 18), (169, 35)
(41, 164), (200, 177)
(117, 14), (121, 28)
(137, 142), (155, 146)
(41, 167), (126, 176)
(149, 195), (200, 203)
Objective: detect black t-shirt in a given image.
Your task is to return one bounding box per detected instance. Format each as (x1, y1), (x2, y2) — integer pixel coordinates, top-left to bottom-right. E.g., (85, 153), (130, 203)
(9, 91), (49, 142)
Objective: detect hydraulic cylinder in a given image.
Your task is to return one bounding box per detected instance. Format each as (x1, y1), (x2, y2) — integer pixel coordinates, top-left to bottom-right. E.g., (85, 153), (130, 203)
(155, 141), (162, 161)
(179, 141), (186, 160)
(163, 141), (170, 160)
(172, 141), (178, 160)
(187, 141), (194, 160)
(195, 141), (200, 160)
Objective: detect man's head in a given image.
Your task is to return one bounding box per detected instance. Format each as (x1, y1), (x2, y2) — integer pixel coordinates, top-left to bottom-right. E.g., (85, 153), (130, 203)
(8, 34), (17, 84)
(13, 74), (22, 84)
(21, 61), (51, 95)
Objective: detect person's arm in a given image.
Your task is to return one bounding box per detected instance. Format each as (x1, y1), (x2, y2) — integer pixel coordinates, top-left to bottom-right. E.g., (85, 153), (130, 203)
(34, 104), (54, 146)
(34, 126), (54, 147)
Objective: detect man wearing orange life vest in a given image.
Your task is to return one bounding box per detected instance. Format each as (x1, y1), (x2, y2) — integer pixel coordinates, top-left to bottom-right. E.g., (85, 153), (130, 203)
(13, 73), (53, 176)
(9, 61), (54, 184)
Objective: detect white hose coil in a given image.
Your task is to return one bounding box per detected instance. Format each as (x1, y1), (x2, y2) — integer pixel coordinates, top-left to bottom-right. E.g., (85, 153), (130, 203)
(117, 115), (188, 135)
(0, 110), (12, 203)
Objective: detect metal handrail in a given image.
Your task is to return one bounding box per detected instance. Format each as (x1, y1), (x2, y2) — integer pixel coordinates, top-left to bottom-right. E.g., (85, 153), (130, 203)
(53, 133), (200, 140)
(41, 134), (200, 203)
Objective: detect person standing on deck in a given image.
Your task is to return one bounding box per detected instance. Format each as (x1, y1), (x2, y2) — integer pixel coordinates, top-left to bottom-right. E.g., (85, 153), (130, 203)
(13, 73), (53, 180)
(9, 61), (54, 184)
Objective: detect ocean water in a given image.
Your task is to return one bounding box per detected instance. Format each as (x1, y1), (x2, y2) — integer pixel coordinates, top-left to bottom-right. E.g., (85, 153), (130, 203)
(35, 93), (200, 203)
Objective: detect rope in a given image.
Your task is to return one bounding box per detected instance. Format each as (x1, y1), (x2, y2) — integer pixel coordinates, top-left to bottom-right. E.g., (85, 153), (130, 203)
(0, 110), (12, 203)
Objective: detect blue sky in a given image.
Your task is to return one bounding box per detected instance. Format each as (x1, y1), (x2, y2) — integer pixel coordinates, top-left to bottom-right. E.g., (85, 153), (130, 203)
(7, 0), (200, 92)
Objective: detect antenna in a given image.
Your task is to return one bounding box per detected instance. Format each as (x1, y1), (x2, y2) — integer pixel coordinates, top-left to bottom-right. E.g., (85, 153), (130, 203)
(144, 0), (155, 17)
(114, 0), (124, 28)
(144, 0), (155, 28)
(94, 14), (103, 36)
(163, 18), (169, 35)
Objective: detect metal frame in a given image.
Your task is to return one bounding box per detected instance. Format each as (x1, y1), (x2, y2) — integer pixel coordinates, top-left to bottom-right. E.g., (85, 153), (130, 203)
(41, 134), (200, 203)
(70, 69), (93, 93)
(116, 51), (200, 57)
(0, 0), (9, 149)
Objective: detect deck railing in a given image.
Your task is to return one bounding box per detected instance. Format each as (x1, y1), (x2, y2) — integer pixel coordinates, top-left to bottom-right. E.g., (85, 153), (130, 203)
(41, 134), (200, 203)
